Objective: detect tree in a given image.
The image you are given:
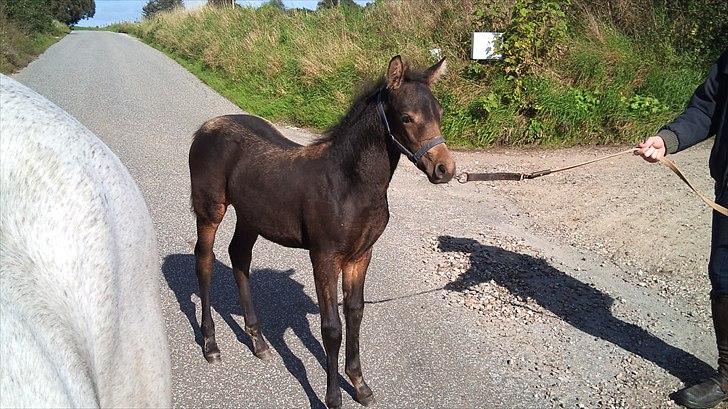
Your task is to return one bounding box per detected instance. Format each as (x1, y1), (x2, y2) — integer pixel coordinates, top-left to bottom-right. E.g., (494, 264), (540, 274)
(142, 0), (182, 18)
(207, 0), (234, 6)
(51, 0), (94, 26)
(263, 0), (284, 9)
(317, 0), (360, 10)
(1, 0), (53, 31)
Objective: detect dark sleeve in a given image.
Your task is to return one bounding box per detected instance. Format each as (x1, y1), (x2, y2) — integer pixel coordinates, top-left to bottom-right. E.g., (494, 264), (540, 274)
(659, 49), (728, 154)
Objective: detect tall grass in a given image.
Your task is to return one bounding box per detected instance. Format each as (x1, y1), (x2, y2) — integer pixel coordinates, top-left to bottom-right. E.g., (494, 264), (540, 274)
(113, 1), (710, 148)
(0, 12), (69, 73)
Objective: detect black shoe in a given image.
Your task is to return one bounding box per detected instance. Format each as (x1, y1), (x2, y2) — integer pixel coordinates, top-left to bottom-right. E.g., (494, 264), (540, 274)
(674, 376), (727, 409)
(674, 293), (728, 409)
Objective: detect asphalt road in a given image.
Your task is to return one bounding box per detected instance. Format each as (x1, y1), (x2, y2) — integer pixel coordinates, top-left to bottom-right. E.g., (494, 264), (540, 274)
(14, 31), (720, 408)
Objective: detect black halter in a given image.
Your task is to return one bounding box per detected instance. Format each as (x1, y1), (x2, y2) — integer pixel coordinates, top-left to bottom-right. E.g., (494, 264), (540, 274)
(376, 91), (445, 165)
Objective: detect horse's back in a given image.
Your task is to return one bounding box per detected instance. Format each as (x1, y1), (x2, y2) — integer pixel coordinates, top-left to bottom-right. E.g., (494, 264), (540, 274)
(189, 114), (305, 217)
(0, 76), (171, 407)
(195, 114), (302, 150)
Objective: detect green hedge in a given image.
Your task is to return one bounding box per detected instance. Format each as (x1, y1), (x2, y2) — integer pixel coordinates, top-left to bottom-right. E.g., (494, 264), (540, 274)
(110, 0), (721, 147)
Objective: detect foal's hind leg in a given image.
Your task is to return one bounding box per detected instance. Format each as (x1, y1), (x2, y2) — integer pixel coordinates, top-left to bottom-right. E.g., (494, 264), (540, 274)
(342, 249), (375, 406)
(228, 224), (272, 360)
(194, 203), (227, 363)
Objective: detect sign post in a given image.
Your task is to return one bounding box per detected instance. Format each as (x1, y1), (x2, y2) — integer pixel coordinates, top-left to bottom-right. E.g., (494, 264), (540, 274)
(471, 32), (503, 60)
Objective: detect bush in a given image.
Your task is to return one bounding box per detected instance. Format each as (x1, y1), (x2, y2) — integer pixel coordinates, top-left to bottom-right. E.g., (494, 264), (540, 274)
(143, 0), (183, 19)
(0, 1), (69, 73)
(0, 18), (69, 73)
(1, 0), (53, 32)
(570, 0), (727, 66)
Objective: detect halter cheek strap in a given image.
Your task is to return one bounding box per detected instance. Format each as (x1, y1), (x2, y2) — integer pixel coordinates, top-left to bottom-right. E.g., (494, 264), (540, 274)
(376, 91), (446, 165)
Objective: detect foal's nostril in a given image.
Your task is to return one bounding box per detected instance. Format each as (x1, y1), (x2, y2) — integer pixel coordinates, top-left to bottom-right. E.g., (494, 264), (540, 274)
(435, 163), (447, 179)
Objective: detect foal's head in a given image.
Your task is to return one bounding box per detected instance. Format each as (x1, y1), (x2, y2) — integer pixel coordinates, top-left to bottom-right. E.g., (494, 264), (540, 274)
(380, 55), (456, 184)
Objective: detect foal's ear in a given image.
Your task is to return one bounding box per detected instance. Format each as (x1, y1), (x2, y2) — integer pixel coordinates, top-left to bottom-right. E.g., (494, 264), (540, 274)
(386, 55), (405, 90)
(424, 57), (447, 87)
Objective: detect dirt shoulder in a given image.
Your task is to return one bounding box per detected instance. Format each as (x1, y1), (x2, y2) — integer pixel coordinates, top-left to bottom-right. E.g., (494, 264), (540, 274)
(453, 142), (715, 319)
(420, 141), (722, 408)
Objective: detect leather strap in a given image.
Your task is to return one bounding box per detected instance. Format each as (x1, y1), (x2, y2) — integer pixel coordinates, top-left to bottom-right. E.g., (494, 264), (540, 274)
(376, 91), (446, 165)
(460, 172), (525, 181)
(457, 148), (636, 182)
(658, 156), (728, 216)
(412, 135), (446, 164)
(457, 148), (728, 217)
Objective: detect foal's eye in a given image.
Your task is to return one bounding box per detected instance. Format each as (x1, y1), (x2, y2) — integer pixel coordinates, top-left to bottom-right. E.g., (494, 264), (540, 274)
(401, 114), (413, 124)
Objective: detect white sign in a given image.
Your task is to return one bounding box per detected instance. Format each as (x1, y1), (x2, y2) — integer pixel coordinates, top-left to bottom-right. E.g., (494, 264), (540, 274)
(471, 32), (503, 60)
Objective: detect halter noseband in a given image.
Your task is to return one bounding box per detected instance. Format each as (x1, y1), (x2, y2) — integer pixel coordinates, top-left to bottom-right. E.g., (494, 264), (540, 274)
(376, 90), (445, 165)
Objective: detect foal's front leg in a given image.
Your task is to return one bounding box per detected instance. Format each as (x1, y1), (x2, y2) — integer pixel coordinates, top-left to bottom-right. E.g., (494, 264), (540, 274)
(310, 250), (343, 409)
(342, 248), (375, 406)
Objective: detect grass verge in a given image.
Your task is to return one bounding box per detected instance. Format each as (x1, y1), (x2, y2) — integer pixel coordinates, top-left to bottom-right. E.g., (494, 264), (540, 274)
(0, 16), (69, 74)
(106, 2), (712, 148)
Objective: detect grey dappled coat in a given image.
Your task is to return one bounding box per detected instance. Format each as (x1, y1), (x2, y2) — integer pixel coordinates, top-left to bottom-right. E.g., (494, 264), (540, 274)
(0, 76), (171, 408)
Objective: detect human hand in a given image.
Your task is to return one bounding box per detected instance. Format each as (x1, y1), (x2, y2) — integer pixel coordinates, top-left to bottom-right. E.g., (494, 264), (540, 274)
(635, 136), (666, 163)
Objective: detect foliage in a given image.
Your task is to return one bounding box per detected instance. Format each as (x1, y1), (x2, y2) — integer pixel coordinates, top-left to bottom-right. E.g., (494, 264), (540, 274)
(0, 0), (94, 29)
(317, 0), (360, 10)
(263, 0), (285, 9)
(207, 0), (234, 6)
(0, 0), (96, 29)
(51, 0), (94, 26)
(500, 0), (569, 101)
(111, 0), (713, 148)
(622, 95), (669, 117)
(143, 0), (183, 19)
(104, 21), (137, 34)
(571, 0), (727, 65)
(0, 5), (69, 73)
(0, 0), (53, 32)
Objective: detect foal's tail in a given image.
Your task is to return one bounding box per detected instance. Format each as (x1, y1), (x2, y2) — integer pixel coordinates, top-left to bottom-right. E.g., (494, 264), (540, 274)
(189, 128), (201, 215)
(188, 122), (229, 222)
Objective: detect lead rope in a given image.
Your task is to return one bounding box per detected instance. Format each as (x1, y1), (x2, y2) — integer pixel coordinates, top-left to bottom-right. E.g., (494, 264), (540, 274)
(658, 155), (728, 216)
(456, 148), (728, 217)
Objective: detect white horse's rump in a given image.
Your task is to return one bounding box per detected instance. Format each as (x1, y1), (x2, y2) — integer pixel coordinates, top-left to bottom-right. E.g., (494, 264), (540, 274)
(0, 76), (171, 408)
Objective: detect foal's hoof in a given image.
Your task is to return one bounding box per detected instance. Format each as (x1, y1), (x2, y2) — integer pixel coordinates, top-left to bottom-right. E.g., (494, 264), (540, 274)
(325, 399), (342, 409)
(203, 339), (221, 363)
(326, 392), (343, 409)
(356, 386), (376, 407)
(357, 392), (376, 407)
(204, 351), (221, 364)
(254, 347), (274, 362)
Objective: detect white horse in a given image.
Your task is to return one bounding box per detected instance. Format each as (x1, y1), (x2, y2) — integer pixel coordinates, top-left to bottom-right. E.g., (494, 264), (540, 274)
(0, 76), (171, 408)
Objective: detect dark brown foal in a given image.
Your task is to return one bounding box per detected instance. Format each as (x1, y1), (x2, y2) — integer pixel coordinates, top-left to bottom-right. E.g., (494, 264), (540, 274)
(189, 55), (455, 408)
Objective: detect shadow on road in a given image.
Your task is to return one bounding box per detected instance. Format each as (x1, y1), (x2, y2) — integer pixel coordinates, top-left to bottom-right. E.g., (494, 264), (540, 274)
(162, 254), (354, 409)
(437, 235), (713, 385)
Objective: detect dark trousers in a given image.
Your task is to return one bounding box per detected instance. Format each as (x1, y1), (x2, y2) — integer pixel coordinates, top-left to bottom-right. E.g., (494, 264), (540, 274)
(710, 187), (728, 296)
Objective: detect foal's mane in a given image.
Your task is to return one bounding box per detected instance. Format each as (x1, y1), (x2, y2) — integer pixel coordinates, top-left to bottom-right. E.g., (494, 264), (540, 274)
(312, 78), (386, 147)
(313, 68), (431, 149)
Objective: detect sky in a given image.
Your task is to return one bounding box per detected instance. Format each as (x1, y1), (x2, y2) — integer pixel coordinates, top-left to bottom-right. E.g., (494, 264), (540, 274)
(77, 0), (371, 27)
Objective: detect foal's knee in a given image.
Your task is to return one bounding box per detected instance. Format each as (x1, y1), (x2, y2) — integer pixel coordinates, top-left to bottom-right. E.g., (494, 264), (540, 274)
(194, 247), (216, 271)
(344, 293), (364, 311)
(194, 243), (214, 258)
(321, 320), (342, 344)
(344, 305), (364, 324)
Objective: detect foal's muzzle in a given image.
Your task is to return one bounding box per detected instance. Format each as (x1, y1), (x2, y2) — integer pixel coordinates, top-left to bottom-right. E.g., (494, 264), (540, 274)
(425, 147), (456, 184)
